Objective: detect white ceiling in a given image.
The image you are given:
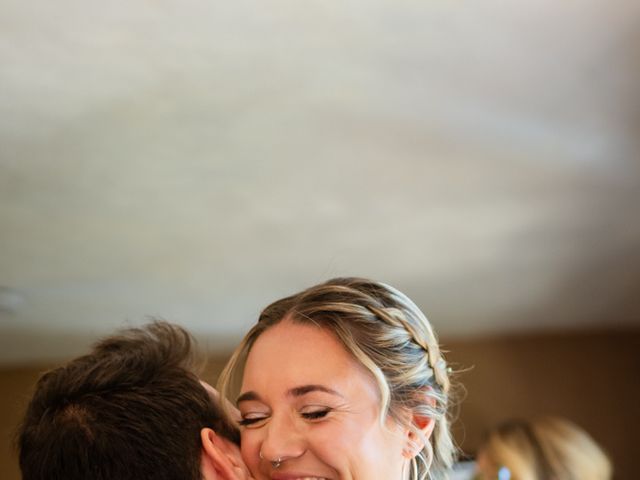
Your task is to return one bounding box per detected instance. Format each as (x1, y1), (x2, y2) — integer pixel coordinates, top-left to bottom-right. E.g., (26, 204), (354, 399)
(1, 0), (639, 364)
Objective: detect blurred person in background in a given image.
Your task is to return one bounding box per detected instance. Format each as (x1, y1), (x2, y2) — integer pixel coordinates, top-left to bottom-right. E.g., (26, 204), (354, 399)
(474, 416), (611, 480)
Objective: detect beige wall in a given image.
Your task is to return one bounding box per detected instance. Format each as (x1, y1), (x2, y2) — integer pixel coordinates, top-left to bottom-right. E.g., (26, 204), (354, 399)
(2, 330), (638, 479)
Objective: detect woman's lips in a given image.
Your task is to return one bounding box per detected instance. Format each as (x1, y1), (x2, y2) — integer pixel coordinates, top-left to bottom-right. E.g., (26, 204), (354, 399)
(270, 473), (331, 480)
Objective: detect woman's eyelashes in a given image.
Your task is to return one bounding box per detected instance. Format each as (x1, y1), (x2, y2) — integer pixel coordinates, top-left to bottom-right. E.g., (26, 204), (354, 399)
(300, 407), (332, 421)
(238, 414), (268, 427)
(238, 407), (332, 427)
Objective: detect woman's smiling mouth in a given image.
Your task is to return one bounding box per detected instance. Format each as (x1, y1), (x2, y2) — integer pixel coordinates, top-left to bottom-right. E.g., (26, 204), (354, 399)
(270, 475), (330, 480)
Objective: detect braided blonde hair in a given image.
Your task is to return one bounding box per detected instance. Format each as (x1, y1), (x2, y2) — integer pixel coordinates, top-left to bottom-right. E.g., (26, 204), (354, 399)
(218, 277), (456, 480)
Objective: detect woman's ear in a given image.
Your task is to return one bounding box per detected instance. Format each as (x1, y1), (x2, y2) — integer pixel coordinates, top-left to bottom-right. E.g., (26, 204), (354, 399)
(200, 428), (250, 480)
(402, 390), (436, 459)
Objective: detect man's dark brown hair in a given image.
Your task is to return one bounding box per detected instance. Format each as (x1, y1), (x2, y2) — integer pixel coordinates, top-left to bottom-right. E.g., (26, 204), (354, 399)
(17, 321), (239, 480)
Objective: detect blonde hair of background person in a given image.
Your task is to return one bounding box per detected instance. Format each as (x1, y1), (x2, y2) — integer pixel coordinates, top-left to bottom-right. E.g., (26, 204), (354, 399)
(218, 277), (457, 480)
(475, 416), (612, 480)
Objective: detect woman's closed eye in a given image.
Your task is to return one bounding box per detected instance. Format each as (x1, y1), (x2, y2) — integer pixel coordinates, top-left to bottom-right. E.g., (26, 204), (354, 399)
(238, 413), (268, 427)
(301, 408), (331, 421)
(239, 406), (333, 426)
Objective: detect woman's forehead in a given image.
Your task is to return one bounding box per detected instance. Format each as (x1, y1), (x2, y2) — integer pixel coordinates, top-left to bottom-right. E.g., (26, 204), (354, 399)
(241, 320), (378, 398)
(246, 320), (349, 371)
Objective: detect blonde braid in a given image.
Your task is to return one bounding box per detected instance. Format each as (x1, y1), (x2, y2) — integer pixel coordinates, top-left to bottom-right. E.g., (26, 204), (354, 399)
(368, 303), (454, 480)
(370, 305), (451, 395)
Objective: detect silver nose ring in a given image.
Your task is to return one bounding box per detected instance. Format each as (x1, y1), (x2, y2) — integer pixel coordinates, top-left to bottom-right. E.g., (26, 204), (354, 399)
(259, 451), (283, 469)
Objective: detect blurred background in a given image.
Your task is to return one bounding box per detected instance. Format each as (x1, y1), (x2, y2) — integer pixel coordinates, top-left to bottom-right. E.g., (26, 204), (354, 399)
(1, 0), (639, 478)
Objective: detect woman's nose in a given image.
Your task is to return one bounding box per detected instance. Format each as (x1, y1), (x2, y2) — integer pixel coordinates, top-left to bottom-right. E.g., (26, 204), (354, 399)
(259, 415), (306, 465)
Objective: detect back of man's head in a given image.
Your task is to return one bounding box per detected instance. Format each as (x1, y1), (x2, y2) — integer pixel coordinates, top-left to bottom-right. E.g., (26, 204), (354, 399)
(17, 321), (239, 480)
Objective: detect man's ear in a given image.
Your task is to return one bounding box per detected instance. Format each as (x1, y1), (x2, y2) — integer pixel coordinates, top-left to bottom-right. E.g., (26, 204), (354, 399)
(200, 428), (248, 480)
(402, 390), (436, 460)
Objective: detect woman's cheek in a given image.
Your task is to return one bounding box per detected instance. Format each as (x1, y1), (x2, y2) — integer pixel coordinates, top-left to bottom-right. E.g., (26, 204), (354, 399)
(240, 432), (261, 476)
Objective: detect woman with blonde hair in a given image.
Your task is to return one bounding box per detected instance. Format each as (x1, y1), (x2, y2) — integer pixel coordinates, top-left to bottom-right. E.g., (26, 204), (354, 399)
(474, 416), (612, 480)
(218, 277), (456, 480)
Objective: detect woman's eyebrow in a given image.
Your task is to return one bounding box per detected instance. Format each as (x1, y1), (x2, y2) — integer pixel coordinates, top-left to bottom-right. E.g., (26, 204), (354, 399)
(236, 385), (344, 406)
(288, 384), (344, 398)
(236, 391), (261, 405)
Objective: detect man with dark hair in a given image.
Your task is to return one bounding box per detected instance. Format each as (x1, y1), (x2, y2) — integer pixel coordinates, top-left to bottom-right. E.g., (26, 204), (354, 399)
(17, 322), (251, 480)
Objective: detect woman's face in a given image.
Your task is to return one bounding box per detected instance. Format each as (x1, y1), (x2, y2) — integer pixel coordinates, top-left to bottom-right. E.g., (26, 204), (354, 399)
(238, 318), (410, 480)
